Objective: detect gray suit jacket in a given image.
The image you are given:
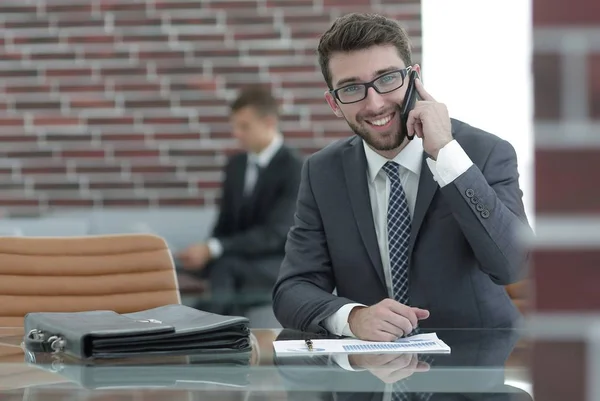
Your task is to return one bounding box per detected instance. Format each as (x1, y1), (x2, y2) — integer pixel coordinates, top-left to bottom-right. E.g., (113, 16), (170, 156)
(272, 119), (532, 334)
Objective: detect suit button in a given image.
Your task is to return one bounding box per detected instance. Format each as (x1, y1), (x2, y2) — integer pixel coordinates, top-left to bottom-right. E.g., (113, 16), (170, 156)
(476, 204), (484, 212)
(481, 210), (490, 218)
(470, 196), (479, 204)
(465, 189), (474, 198)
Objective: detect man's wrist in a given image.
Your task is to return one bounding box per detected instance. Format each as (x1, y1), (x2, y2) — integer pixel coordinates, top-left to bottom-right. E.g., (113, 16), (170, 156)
(348, 305), (366, 336)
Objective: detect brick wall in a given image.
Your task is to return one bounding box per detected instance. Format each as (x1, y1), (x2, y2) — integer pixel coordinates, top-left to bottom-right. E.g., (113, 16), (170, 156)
(0, 0), (422, 217)
(530, 0), (600, 399)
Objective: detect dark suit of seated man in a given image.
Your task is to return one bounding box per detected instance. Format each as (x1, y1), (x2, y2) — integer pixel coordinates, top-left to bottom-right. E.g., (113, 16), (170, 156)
(178, 86), (303, 315)
(272, 13), (534, 340)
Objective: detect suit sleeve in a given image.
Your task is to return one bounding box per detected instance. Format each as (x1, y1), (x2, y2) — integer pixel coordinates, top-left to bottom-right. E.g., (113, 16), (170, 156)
(438, 139), (533, 285)
(210, 160), (234, 239)
(216, 157), (303, 257)
(272, 157), (355, 334)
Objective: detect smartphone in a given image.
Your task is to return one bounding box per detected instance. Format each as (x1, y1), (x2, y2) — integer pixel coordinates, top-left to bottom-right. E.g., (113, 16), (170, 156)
(401, 69), (419, 140)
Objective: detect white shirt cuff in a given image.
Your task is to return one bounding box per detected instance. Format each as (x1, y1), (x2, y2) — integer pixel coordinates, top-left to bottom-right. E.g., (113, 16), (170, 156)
(426, 139), (474, 188)
(322, 303), (365, 337)
(206, 238), (223, 259)
(332, 353), (366, 372)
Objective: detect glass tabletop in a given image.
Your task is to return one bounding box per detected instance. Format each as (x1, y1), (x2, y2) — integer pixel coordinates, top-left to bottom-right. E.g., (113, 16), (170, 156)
(0, 326), (532, 400)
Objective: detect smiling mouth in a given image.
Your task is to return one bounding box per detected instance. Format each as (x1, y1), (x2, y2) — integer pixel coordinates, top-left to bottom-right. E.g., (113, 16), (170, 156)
(365, 112), (396, 127)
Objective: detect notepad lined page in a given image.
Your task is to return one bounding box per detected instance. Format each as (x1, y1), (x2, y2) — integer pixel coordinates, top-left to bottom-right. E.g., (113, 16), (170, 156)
(273, 333), (451, 356)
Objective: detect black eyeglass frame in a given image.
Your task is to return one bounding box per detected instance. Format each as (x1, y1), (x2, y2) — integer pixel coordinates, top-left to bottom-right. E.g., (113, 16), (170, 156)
(329, 66), (412, 104)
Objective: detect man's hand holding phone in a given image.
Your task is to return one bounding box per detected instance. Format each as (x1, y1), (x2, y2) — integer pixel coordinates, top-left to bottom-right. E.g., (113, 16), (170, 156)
(347, 298), (430, 342)
(405, 78), (453, 160)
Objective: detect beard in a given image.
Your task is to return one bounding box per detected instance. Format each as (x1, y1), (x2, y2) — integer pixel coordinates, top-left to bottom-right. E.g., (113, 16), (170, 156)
(345, 105), (406, 151)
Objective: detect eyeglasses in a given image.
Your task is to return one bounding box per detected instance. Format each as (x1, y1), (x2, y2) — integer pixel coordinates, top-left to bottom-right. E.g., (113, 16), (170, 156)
(330, 67), (412, 104)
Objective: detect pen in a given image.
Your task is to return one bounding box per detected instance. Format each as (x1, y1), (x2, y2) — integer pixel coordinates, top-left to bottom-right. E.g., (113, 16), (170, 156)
(305, 338), (313, 351)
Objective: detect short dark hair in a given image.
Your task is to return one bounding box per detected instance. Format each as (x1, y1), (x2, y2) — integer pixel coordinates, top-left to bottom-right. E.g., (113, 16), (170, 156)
(230, 85), (279, 118)
(317, 13), (413, 90)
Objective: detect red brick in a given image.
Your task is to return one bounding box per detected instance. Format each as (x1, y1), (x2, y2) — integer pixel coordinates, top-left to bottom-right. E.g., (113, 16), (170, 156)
(143, 117), (190, 125)
(100, 133), (146, 142)
(207, 1), (260, 10)
(34, 182), (80, 190)
(61, 150), (106, 159)
(0, 167), (13, 176)
(70, 99), (116, 109)
(59, 84), (105, 93)
(0, 117), (25, 126)
(0, 199), (39, 207)
(84, 50), (130, 60)
(103, 198), (151, 207)
(153, 1), (204, 10)
(125, 99), (171, 108)
(14, 100), (62, 110)
(532, 249), (600, 311)
(45, 4), (92, 12)
(270, 65), (317, 74)
(113, 17), (162, 27)
(533, 0), (600, 26)
(248, 49), (297, 57)
(266, 0), (314, 7)
(114, 149), (161, 158)
(4, 84), (52, 94)
(156, 66), (203, 76)
(56, 19), (104, 28)
(158, 197), (205, 206)
(30, 51), (77, 60)
(89, 182), (136, 190)
(87, 116), (135, 125)
(121, 34), (170, 43)
(66, 35), (114, 44)
(34, 117), (80, 126)
(5, 150), (54, 159)
(233, 32), (281, 41)
(46, 133), (94, 142)
(144, 181), (189, 189)
(130, 165), (177, 174)
(48, 199), (95, 207)
(589, 53), (600, 119)
(169, 16), (219, 25)
(213, 65), (260, 75)
(532, 340), (585, 401)
(14, 34), (61, 45)
(533, 53), (561, 120)
(99, 2), (146, 11)
(137, 50), (187, 60)
(101, 67), (147, 77)
(168, 149), (218, 157)
(21, 165), (68, 175)
(153, 132), (202, 141)
(535, 149), (600, 213)
(0, 69), (38, 78)
(113, 82), (161, 92)
(76, 165), (123, 174)
(193, 49), (240, 59)
(198, 181), (222, 189)
(0, 134), (38, 143)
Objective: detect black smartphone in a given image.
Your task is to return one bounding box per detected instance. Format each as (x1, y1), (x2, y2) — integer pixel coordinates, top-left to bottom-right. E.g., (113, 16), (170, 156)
(401, 69), (419, 140)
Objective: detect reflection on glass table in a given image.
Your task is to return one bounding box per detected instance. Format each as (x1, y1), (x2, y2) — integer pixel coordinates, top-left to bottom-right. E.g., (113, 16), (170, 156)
(0, 327), (532, 400)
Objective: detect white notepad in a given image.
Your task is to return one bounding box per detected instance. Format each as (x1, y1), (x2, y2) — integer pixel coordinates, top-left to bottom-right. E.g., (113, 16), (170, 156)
(273, 332), (451, 356)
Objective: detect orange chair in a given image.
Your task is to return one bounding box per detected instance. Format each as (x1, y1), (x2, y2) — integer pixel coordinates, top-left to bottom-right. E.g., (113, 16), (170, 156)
(0, 234), (181, 327)
(506, 280), (531, 315)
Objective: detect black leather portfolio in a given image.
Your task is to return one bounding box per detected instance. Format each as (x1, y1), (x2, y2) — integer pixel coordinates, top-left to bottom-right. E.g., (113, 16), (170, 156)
(23, 304), (252, 360)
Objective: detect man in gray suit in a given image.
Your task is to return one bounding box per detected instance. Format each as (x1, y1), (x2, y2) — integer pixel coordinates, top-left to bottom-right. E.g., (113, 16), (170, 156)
(272, 13), (533, 341)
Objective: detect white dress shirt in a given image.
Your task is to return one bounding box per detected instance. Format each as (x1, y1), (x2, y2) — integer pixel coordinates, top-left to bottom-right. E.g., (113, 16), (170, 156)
(323, 138), (474, 338)
(207, 134), (284, 258)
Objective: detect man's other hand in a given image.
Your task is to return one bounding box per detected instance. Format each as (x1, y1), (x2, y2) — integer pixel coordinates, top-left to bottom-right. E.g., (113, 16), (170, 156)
(348, 298), (430, 341)
(177, 243), (212, 270)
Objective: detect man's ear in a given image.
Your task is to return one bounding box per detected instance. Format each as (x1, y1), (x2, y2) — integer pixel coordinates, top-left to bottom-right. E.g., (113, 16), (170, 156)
(324, 91), (344, 118)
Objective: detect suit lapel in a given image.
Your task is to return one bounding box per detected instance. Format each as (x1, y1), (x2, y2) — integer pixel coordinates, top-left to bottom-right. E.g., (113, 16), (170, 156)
(244, 147), (285, 214)
(342, 139), (386, 288)
(408, 155), (438, 257)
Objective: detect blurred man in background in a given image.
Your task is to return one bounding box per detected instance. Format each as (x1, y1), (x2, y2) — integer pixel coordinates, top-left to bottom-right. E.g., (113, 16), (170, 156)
(178, 85), (303, 316)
